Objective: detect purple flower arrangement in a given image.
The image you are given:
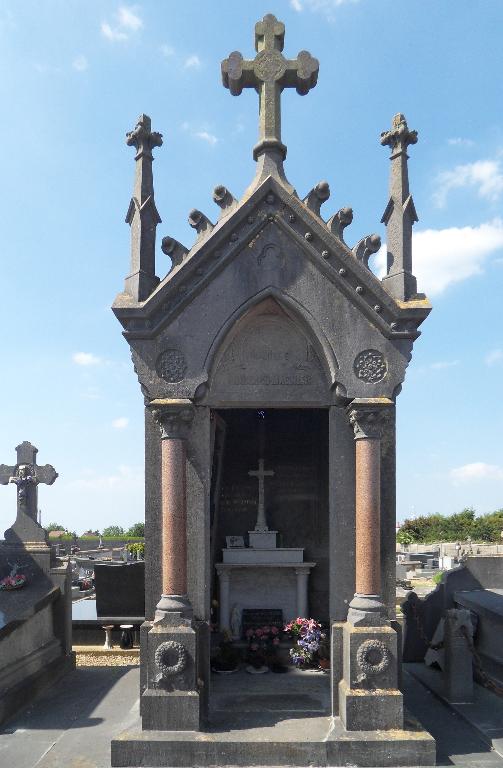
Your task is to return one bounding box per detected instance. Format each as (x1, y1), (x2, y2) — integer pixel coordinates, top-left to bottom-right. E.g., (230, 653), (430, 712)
(283, 617), (326, 668)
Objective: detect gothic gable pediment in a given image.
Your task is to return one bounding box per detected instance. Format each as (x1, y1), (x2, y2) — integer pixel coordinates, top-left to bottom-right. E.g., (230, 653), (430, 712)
(113, 176), (429, 343)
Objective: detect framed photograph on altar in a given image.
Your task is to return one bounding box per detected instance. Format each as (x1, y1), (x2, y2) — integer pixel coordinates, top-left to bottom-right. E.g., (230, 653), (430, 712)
(226, 535), (245, 548)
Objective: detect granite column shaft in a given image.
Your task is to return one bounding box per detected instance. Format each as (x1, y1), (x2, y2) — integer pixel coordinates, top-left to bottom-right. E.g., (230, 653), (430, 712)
(346, 399), (393, 625)
(148, 399), (194, 617)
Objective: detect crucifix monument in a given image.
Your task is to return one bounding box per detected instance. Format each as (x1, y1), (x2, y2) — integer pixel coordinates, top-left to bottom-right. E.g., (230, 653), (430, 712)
(0, 441), (58, 548)
(111, 13), (435, 768)
(0, 442), (73, 726)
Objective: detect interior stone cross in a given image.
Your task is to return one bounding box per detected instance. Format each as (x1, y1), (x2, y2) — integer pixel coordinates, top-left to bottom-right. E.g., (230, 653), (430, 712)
(0, 441), (58, 522)
(222, 14), (319, 161)
(248, 458), (274, 532)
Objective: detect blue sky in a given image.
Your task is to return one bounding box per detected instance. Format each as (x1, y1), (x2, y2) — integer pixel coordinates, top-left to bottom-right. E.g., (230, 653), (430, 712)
(0, 1), (502, 534)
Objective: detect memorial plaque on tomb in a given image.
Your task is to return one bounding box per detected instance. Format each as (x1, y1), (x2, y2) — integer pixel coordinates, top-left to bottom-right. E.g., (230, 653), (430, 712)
(241, 608), (283, 638)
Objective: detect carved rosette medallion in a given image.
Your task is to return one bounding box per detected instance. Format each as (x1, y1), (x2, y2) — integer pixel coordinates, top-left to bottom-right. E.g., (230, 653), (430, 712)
(156, 349), (187, 383)
(254, 49), (286, 81)
(154, 640), (187, 678)
(356, 639), (391, 678)
(354, 349), (387, 383)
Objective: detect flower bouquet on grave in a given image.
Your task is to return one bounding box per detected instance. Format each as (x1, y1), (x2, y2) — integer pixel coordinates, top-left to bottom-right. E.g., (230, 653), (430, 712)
(0, 571), (27, 591)
(283, 617), (326, 669)
(245, 625), (281, 673)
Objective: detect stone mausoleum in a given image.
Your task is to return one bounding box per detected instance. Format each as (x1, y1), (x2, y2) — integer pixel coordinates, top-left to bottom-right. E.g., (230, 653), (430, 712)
(111, 14), (435, 767)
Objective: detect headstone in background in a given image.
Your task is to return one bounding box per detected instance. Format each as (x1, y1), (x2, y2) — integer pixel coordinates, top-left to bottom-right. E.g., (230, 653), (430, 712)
(95, 562), (145, 618)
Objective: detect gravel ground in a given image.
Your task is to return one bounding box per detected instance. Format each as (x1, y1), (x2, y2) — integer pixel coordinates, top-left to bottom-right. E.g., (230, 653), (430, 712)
(75, 647), (140, 667)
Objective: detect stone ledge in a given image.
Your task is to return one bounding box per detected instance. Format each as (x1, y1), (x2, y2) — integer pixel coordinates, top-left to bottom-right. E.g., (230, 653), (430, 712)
(111, 710), (435, 767)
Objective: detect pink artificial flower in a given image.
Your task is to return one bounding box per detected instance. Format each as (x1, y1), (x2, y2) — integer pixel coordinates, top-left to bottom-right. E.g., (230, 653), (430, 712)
(250, 643), (259, 651)
(273, 637), (280, 645)
(245, 629), (254, 638)
(255, 629), (263, 637)
(262, 626), (270, 633)
(271, 626), (279, 635)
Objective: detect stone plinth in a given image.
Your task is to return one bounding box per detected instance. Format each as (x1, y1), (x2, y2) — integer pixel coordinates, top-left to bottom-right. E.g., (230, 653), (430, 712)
(248, 530), (277, 548)
(338, 623), (403, 731)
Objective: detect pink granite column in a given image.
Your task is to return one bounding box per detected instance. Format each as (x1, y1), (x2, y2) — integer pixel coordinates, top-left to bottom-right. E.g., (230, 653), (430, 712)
(149, 399), (194, 618)
(346, 398), (392, 626)
(355, 437), (381, 597)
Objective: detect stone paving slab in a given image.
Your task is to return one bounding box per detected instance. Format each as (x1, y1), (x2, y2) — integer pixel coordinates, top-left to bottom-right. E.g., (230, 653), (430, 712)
(0, 665), (502, 767)
(406, 662), (503, 758)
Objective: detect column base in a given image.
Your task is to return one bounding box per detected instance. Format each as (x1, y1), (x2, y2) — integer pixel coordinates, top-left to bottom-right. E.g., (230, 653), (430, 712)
(142, 599), (200, 731)
(339, 680), (403, 731)
(347, 594), (386, 627)
(142, 690), (200, 731)
(154, 594), (193, 625)
(339, 621), (403, 731)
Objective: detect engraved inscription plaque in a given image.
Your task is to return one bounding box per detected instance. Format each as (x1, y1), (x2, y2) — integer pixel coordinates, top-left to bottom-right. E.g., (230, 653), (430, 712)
(213, 315), (325, 394)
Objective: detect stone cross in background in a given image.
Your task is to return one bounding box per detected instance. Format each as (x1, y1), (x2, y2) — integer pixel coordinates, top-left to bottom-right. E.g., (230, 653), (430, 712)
(222, 13), (318, 163)
(248, 458), (274, 532)
(0, 441), (58, 524)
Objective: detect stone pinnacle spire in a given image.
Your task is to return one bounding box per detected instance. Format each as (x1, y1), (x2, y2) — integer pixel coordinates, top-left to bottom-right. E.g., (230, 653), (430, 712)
(380, 113), (419, 301)
(124, 114), (163, 302)
(221, 14), (318, 193)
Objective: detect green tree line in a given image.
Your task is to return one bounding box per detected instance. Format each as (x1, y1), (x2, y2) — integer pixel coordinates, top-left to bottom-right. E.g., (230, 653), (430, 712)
(397, 508), (503, 545)
(44, 522), (145, 538)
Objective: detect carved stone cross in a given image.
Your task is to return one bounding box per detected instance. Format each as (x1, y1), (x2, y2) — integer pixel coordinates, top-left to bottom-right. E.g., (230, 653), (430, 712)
(222, 14), (318, 161)
(0, 441), (58, 523)
(248, 458), (274, 532)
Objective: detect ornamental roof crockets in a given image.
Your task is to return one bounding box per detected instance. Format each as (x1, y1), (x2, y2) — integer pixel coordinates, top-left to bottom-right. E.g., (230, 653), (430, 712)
(113, 14), (430, 345)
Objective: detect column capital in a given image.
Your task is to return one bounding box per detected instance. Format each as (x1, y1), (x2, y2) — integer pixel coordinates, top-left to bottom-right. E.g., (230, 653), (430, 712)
(148, 398), (194, 440)
(346, 398), (393, 440)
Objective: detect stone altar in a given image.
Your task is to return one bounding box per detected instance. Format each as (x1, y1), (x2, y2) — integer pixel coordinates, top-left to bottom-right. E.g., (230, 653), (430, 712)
(217, 451), (316, 631)
(111, 13), (435, 767)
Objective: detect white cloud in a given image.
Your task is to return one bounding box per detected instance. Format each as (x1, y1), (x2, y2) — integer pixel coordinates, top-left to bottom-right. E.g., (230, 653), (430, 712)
(194, 130), (218, 146)
(66, 465), (142, 491)
(290, 0), (359, 19)
(433, 159), (503, 208)
(182, 122), (218, 147)
(160, 44), (175, 57)
(101, 6), (142, 42)
(117, 6), (142, 31)
(485, 349), (503, 366)
(184, 54), (201, 70)
(429, 360), (459, 370)
(72, 352), (102, 366)
(375, 219), (503, 295)
(450, 462), (503, 484)
(112, 417), (129, 429)
(72, 54), (88, 72)
(447, 137), (474, 148)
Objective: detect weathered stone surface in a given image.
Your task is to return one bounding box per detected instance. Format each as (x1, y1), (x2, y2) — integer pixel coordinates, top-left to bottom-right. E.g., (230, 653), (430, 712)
(112, 12), (433, 762)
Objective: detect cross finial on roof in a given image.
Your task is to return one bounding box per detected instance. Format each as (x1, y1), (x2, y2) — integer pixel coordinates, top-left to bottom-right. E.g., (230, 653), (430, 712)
(380, 113), (419, 301)
(124, 114), (163, 302)
(222, 14), (318, 178)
